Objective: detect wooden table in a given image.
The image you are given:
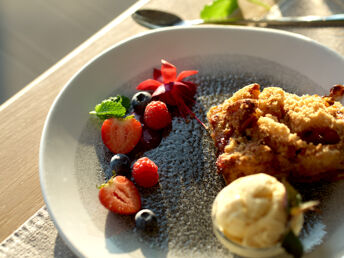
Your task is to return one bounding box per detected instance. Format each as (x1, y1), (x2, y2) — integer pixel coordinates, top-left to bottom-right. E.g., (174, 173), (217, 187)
(0, 0), (343, 243)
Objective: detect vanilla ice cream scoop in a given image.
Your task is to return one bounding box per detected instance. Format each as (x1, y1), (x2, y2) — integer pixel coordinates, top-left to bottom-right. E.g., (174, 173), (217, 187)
(212, 173), (303, 257)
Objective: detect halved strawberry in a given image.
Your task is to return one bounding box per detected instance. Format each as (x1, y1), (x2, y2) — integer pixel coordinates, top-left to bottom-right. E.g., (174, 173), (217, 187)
(101, 116), (142, 154)
(99, 176), (141, 215)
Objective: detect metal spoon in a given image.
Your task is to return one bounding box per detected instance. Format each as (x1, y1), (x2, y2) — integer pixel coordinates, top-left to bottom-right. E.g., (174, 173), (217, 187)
(132, 9), (344, 29)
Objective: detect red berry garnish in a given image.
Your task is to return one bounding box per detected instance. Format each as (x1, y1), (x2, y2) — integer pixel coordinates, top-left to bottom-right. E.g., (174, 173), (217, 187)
(137, 59), (206, 128)
(101, 116), (142, 154)
(132, 157), (159, 188)
(144, 101), (171, 130)
(98, 176), (141, 215)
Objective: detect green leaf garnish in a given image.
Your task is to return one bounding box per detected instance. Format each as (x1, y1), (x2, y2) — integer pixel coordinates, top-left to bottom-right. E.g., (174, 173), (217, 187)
(282, 230), (303, 258)
(89, 95), (130, 120)
(282, 179), (302, 214)
(123, 114), (135, 120)
(96, 183), (107, 189)
(115, 95), (131, 110)
(280, 180), (319, 257)
(200, 0), (239, 21)
(93, 100), (126, 118)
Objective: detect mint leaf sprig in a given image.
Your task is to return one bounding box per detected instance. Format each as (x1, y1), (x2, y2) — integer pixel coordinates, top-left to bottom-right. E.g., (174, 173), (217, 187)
(281, 230), (303, 258)
(89, 95), (130, 120)
(281, 180), (319, 258)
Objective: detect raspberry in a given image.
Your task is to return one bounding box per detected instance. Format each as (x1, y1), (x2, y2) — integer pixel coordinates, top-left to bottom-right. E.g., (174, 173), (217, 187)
(132, 157), (159, 188)
(144, 101), (171, 130)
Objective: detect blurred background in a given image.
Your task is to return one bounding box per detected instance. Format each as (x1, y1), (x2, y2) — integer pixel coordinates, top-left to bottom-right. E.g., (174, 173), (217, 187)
(1, 0), (343, 105)
(0, 0), (137, 104)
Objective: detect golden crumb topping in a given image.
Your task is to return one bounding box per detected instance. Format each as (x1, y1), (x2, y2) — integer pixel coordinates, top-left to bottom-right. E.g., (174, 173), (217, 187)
(207, 83), (344, 183)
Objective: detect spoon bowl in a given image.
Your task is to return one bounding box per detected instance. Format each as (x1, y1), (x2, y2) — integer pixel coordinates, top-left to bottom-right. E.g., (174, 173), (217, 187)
(132, 9), (203, 29)
(132, 9), (183, 29)
(132, 9), (344, 29)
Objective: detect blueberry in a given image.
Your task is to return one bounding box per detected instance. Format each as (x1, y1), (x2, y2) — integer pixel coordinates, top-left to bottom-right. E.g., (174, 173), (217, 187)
(131, 91), (152, 114)
(110, 154), (131, 178)
(135, 209), (158, 232)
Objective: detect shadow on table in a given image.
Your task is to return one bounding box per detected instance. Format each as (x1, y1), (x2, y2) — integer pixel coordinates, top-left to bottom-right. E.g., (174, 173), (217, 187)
(54, 235), (77, 258)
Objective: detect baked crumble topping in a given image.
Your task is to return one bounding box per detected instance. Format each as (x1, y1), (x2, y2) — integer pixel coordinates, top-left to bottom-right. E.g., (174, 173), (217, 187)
(207, 83), (344, 183)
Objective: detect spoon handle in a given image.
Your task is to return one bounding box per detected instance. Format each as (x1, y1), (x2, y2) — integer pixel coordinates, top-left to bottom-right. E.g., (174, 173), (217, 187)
(204, 14), (344, 26)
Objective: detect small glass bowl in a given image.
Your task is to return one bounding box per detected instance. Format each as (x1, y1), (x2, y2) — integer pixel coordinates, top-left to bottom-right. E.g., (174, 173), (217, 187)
(212, 214), (304, 258)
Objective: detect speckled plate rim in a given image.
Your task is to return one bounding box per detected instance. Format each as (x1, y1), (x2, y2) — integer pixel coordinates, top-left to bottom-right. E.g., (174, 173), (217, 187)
(39, 25), (344, 258)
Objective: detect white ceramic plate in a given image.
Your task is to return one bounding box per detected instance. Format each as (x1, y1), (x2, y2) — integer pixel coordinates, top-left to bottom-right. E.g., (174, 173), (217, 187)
(40, 26), (344, 258)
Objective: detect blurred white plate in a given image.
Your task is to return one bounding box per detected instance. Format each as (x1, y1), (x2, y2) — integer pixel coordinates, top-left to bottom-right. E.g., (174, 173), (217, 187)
(40, 26), (344, 257)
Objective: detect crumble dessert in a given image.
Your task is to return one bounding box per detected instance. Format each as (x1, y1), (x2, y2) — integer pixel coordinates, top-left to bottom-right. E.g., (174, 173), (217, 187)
(207, 83), (344, 183)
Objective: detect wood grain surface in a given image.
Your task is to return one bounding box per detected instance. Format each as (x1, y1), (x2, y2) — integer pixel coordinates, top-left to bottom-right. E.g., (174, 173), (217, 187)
(0, 0), (343, 243)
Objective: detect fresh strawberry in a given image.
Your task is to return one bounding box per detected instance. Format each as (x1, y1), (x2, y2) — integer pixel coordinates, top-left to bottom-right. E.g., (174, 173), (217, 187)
(144, 101), (171, 130)
(132, 157), (159, 188)
(98, 176), (141, 215)
(101, 116), (142, 154)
